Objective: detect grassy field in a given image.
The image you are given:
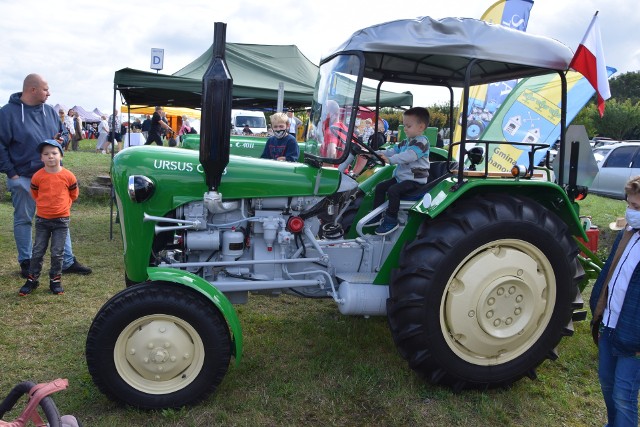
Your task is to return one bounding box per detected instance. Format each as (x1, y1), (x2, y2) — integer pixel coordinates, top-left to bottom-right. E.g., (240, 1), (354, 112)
(0, 146), (628, 426)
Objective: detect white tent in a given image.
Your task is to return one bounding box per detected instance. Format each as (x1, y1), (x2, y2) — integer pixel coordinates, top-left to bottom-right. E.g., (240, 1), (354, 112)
(72, 105), (101, 123)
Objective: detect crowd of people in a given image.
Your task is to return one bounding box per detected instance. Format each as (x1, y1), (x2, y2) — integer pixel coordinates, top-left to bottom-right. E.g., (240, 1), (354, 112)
(54, 107), (187, 153)
(48, 103), (396, 157)
(55, 107), (127, 154)
(57, 108), (84, 151)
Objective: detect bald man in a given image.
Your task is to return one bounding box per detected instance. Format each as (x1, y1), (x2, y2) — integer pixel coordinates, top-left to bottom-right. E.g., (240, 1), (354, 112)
(0, 73), (92, 278)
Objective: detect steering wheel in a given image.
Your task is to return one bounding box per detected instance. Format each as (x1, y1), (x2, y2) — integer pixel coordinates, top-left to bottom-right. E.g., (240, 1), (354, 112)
(329, 125), (386, 166)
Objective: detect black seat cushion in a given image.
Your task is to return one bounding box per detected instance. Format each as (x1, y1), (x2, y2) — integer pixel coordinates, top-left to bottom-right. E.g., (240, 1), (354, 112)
(402, 161), (457, 200)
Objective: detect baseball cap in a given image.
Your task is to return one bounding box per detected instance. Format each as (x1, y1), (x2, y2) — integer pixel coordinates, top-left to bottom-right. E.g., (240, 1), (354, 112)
(37, 139), (64, 156)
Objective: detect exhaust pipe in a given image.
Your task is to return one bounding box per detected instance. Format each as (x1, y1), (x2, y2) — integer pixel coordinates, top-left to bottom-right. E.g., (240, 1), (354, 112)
(200, 22), (233, 192)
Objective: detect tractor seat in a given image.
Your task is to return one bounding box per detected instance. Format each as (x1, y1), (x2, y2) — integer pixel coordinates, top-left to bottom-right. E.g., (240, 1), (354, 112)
(356, 161), (457, 238)
(400, 160), (457, 203)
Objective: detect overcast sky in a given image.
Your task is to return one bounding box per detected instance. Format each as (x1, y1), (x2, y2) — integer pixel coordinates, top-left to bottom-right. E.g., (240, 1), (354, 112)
(0, 0), (637, 113)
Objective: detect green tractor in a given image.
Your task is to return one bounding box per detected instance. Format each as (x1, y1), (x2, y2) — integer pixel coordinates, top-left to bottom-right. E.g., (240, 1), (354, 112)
(86, 17), (597, 409)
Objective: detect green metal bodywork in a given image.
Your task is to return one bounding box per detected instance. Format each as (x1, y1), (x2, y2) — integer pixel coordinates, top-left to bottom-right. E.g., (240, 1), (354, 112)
(397, 126), (439, 146)
(112, 146), (341, 282)
(147, 267), (244, 364)
(181, 134), (316, 158)
(113, 143), (589, 349)
(344, 163), (588, 285)
(411, 178), (586, 239)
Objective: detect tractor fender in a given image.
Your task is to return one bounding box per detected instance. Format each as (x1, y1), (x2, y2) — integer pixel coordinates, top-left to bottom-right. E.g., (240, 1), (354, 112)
(412, 178), (587, 239)
(147, 267), (243, 365)
(374, 179), (586, 284)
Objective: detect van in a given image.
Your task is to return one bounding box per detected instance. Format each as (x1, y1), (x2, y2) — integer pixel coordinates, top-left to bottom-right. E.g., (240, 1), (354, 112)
(231, 110), (267, 135)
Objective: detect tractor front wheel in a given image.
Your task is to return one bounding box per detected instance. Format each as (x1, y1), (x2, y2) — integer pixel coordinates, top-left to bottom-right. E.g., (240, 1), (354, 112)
(86, 282), (231, 409)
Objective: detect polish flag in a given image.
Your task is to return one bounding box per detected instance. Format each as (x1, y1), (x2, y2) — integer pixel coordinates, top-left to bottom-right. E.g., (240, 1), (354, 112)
(569, 13), (611, 117)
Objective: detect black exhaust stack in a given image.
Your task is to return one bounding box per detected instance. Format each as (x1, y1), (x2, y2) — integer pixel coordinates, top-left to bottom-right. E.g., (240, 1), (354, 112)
(200, 22), (233, 191)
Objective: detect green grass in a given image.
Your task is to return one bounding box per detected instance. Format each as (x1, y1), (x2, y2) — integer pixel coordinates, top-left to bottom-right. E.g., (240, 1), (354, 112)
(0, 154), (625, 426)
(576, 193), (627, 260)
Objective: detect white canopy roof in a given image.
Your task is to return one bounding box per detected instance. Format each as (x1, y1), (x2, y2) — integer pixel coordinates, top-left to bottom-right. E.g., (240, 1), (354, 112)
(325, 16), (575, 87)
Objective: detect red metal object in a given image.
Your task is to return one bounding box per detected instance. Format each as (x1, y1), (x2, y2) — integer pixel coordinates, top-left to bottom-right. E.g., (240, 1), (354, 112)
(286, 216), (305, 233)
(577, 227), (599, 255)
(0, 378), (68, 427)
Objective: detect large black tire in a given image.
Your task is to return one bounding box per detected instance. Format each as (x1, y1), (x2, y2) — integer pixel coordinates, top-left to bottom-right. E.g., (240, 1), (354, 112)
(387, 194), (582, 391)
(86, 282), (231, 409)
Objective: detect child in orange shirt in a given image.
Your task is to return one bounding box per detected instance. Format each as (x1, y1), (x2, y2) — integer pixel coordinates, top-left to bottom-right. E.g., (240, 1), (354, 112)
(19, 140), (79, 296)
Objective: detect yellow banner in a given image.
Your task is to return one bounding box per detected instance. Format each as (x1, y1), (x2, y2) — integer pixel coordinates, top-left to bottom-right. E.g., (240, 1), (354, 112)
(121, 105), (201, 119)
(519, 89), (562, 125)
(451, 0), (534, 149)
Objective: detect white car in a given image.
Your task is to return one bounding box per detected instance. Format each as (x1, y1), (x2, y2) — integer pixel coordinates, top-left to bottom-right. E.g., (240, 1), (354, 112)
(592, 146), (615, 168)
(589, 142), (640, 199)
(591, 137), (618, 148)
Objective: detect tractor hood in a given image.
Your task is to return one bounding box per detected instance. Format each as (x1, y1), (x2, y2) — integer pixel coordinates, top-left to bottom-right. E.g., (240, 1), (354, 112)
(111, 146), (341, 207)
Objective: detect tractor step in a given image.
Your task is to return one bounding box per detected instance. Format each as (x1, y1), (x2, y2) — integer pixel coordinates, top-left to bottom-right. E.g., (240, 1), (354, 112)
(335, 272), (378, 284)
(572, 310), (588, 322)
(571, 292), (584, 309)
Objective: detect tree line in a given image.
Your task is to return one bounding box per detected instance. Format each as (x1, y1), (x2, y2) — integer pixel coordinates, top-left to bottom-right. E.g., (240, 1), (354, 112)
(574, 71), (640, 140)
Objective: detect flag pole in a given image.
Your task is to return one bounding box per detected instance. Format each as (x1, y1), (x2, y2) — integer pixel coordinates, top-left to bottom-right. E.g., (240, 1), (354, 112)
(565, 11), (599, 77)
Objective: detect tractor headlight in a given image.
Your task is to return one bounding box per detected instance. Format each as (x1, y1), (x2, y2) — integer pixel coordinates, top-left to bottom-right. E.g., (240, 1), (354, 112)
(128, 175), (155, 203)
(467, 146), (485, 166)
(511, 164), (528, 178)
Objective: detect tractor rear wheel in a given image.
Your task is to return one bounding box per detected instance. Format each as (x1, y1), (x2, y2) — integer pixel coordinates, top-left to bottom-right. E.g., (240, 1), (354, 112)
(387, 194), (582, 390)
(86, 282), (231, 409)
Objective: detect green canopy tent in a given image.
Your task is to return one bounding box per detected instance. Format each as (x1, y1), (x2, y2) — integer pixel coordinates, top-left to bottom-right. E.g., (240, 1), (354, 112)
(114, 69), (203, 109)
(114, 43), (413, 110)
